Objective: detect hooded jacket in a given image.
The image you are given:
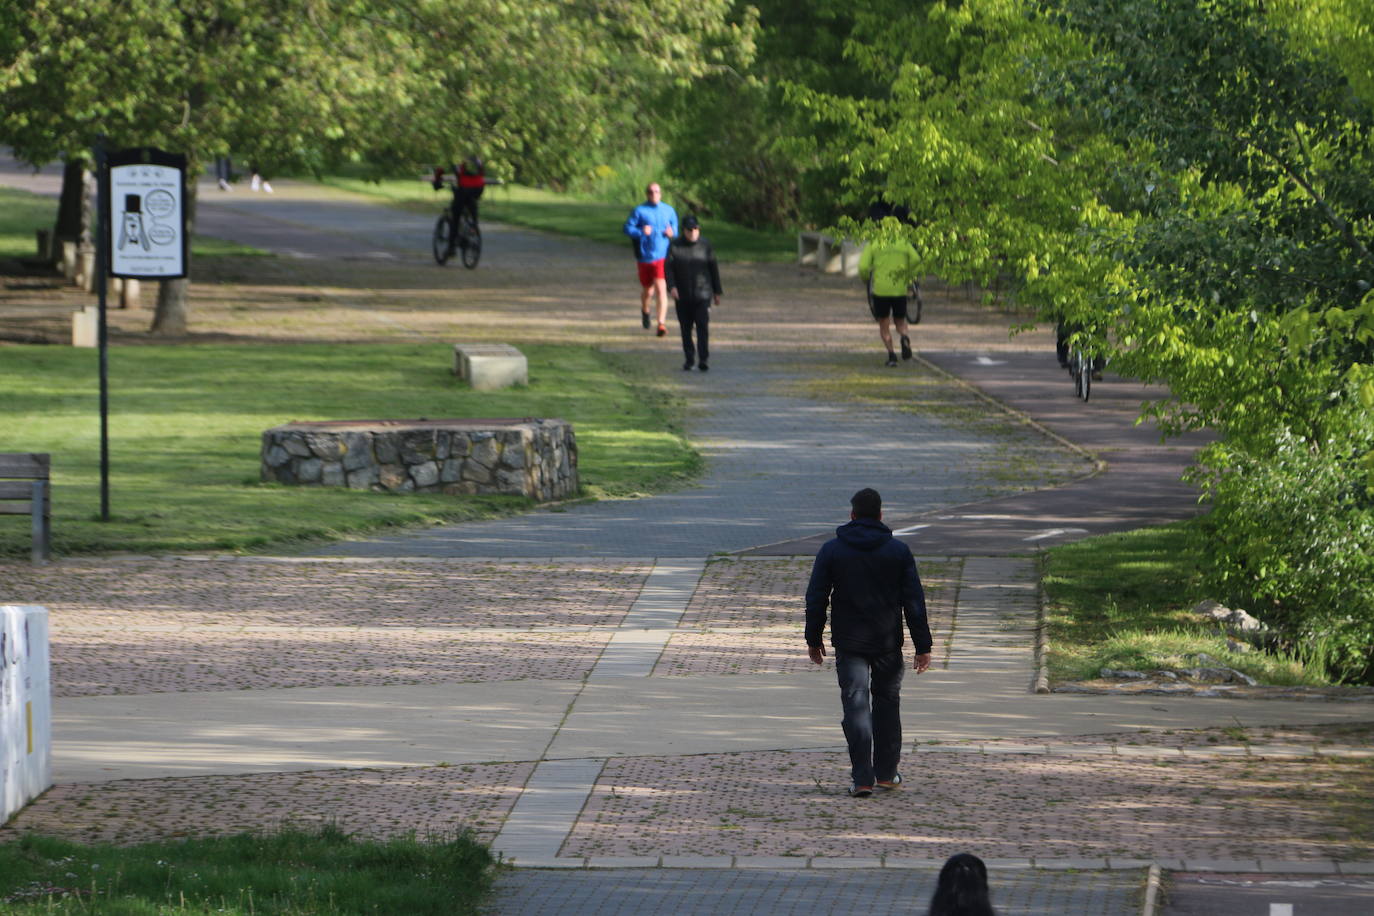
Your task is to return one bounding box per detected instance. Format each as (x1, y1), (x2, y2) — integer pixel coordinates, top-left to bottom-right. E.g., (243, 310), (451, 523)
(805, 517), (932, 655)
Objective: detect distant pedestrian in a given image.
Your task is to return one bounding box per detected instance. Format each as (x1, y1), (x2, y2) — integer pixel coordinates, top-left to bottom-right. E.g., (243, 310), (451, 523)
(859, 237), (919, 367)
(249, 164), (273, 193)
(214, 156), (233, 191)
(665, 214), (721, 371)
(623, 182), (678, 337)
(927, 853), (997, 916)
(805, 487), (932, 797)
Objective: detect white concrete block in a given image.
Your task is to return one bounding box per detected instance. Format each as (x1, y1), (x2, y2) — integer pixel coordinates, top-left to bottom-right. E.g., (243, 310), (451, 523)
(2, 606), (52, 823)
(72, 306), (98, 348)
(452, 343), (527, 390)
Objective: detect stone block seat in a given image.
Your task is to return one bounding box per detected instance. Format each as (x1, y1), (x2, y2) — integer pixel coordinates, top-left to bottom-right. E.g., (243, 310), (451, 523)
(452, 343), (528, 390)
(261, 418), (577, 501)
(796, 232), (863, 277)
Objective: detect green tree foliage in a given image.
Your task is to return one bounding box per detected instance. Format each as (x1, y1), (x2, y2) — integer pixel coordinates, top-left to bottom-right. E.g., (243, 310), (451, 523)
(799, 0), (1374, 680)
(0, 0), (751, 327)
(661, 0), (887, 229)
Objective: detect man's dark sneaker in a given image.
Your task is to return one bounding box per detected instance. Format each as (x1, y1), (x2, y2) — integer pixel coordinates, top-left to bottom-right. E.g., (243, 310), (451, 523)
(642, 310), (651, 329)
(698, 362), (709, 372)
(849, 785), (873, 798)
(885, 352), (898, 367)
(900, 335), (913, 360)
(683, 360), (694, 371)
(875, 773), (904, 791)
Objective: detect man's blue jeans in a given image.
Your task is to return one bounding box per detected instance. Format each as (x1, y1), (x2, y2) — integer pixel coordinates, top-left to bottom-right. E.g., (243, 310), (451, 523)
(834, 648), (905, 787)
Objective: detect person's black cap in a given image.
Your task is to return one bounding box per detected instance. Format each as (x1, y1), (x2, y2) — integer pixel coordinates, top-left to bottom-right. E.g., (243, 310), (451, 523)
(682, 214), (700, 230)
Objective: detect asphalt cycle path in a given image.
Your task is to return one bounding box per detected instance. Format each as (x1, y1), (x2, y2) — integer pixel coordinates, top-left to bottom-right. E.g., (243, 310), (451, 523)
(752, 350), (1213, 556)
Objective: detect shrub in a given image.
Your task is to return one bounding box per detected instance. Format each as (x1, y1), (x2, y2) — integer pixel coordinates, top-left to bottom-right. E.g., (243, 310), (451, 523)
(1194, 387), (1374, 683)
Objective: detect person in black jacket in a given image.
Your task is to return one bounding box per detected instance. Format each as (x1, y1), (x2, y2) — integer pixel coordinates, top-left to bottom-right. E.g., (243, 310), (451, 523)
(664, 214), (722, 371)
(805, 487), (932, 797)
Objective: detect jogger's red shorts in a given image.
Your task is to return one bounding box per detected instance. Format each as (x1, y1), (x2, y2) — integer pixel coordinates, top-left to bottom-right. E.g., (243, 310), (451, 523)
(637, 258), (666, 287)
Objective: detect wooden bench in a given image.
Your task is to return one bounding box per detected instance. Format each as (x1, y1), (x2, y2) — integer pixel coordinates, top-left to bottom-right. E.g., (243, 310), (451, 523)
(0, 454), (51, 564)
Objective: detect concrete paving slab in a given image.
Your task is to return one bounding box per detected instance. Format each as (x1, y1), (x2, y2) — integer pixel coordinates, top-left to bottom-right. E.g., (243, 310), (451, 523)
(545, 672), (1374, 760)
(1178, 859), (1263, 872)
(586, 857), (661, 868)
(1256, 860), (1344, 874)
(660, 856), (735, 869)
(52, 680), (582, 782)
(490, 866), (1144, 915)
(810, 857), (886, 869)
(494, 759), (606, 860)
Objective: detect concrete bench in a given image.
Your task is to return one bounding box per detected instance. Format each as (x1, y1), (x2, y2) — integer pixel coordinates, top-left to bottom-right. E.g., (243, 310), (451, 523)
(797, 232), (863, 277)
(452, 343), (528, 390)
(0, 453), (51, 564)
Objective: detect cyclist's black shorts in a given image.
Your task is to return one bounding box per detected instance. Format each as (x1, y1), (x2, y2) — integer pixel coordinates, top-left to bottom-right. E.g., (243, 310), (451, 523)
(870, 295), (909, 322)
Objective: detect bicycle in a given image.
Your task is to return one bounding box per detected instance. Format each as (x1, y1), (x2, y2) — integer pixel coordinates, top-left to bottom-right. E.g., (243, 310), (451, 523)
(432, 201), (481, 268)
(1068, 346), (1092, 401)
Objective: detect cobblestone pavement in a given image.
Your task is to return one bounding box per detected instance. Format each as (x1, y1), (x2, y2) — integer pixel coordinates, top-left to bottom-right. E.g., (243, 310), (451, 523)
(564, 744), (1373, 861)
(7, 761), (532, 846)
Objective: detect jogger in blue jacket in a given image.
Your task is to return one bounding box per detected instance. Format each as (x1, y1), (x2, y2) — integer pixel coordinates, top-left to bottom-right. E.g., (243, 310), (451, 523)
(623, 182), (678, 336)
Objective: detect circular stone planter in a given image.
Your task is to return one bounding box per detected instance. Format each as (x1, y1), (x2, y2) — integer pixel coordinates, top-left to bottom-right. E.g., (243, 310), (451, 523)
(260, 418), (577, 501)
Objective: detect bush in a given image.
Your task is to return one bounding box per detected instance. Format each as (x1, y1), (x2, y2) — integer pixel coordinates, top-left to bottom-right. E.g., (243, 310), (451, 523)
(1195, 388), (1374, 683)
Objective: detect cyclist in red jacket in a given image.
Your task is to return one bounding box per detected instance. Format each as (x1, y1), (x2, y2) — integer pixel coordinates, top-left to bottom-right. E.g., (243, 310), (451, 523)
(433, 156), (486, 227)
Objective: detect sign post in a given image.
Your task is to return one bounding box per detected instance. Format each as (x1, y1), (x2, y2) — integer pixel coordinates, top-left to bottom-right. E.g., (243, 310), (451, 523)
(95, 148), (187, 521)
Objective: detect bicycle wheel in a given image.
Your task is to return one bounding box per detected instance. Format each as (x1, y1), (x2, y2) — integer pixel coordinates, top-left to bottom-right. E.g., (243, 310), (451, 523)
(1073, 349), (1092, 401)
(909, 283), (923, 325)
(432, 213), (453, 265)
(459, 212), (481, 269)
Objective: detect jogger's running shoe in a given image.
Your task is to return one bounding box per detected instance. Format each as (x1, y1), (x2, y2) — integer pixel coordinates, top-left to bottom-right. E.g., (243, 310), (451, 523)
(642, 310), (651, 329)
(900, 335), (913, 360)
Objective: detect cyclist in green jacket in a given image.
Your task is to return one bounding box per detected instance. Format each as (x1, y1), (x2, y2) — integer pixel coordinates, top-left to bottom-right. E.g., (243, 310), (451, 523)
(859, 238), (920, 367)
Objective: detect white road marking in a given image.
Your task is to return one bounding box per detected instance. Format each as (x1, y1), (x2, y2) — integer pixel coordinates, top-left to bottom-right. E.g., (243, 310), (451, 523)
(1270, 904), (1293, 916)
(1022, 527), (1090, 542)
(891, 524), (931, 536)
(974, 355), (1007, 365)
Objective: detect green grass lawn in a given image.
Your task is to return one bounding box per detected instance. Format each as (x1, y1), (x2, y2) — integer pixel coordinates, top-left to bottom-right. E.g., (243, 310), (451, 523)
(0, 186), (267, 261)
(0, 187), (55, 261)
(0, 828), (493, 915)
(0, 342), (699, 557)
(1041, 520), (1327, 686)
(313, 174), (795, 263)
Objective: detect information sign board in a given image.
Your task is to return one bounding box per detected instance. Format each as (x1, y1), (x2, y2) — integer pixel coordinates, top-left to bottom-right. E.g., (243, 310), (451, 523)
(105, 148), (187, 279)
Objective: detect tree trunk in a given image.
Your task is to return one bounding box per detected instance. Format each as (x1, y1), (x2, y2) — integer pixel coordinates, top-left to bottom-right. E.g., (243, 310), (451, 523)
(53, 160), (94, 272)
(150, 180), (196, 335)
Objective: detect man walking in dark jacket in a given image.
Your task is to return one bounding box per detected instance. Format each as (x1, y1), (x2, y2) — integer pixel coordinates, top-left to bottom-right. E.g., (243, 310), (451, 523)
(665, 214), (722, 371)
(805, 487), (932, 797)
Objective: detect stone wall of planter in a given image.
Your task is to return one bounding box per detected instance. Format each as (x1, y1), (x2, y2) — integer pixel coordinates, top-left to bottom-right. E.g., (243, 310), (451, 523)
(260, 418), (577, 502)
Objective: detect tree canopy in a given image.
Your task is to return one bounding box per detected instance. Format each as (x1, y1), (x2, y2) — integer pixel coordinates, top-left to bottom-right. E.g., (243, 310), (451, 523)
(794, 0), (1374, 679)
